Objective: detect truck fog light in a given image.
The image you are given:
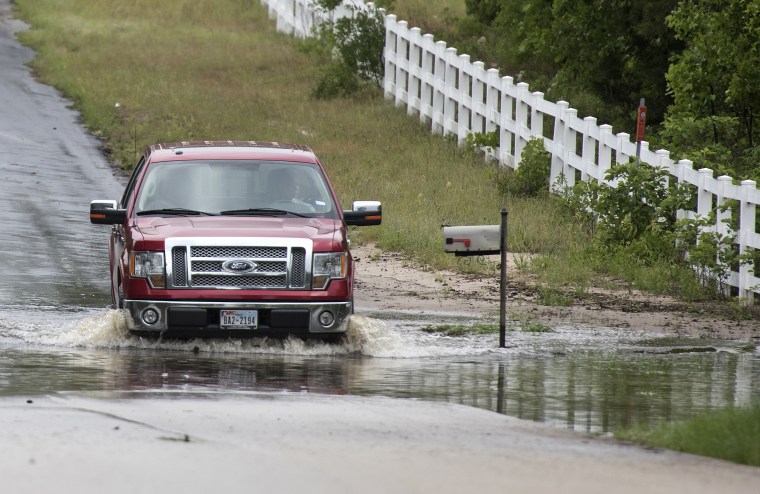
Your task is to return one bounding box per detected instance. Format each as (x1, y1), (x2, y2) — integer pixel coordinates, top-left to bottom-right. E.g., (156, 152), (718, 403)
(142, 308), (160, 325)
(318, 310), (335, 327)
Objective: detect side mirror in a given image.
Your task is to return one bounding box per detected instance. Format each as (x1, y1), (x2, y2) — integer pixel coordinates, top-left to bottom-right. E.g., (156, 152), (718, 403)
(343, 201), (382, 226)
(90, 200), (126, 225)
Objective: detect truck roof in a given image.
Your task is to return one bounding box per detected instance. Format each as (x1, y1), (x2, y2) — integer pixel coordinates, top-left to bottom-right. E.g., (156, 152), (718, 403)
(146, 141), (319, 163)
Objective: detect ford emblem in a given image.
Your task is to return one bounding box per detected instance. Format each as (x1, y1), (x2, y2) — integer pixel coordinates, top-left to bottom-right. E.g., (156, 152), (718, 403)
(222, 260), (258, 274)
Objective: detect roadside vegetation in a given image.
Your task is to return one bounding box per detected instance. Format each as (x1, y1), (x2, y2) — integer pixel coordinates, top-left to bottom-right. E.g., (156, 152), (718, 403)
(12, 0), (759, 312)
(616, 404), (760, 467)
(420, 318), (552, 336)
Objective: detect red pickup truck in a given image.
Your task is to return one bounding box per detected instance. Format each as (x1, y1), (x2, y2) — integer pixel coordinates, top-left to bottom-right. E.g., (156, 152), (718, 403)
(90, 141), (381, 338)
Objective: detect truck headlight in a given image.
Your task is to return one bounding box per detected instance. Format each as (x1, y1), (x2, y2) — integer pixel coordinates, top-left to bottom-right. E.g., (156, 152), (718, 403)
(312, 252), (347, 290)
(130, 251), (165, 289)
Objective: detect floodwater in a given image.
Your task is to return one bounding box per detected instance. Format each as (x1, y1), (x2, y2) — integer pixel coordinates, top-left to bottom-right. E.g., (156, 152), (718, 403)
(1, 303), (757, 435)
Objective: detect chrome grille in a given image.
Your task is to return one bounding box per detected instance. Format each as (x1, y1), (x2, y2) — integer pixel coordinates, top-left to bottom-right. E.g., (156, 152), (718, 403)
(167, 239), (309, 290)
(193, 275), (286, 288)
(191, 246), (287, 258)
(191, 260), (287, 273)
(172, 247), (188, 286)
(291, 248), (306, 287)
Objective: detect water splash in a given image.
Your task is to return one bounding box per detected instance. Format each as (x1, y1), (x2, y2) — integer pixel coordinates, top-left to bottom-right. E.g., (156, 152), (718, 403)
(0, 306), (667, 358)
(0, 308), (489, 358)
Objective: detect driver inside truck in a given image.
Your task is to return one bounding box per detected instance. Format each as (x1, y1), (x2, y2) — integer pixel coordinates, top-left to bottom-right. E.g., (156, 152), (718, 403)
(267, 168), (316, 212)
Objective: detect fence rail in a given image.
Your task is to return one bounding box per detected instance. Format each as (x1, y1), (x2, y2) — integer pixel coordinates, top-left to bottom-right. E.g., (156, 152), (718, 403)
(261, 0), (760, 301)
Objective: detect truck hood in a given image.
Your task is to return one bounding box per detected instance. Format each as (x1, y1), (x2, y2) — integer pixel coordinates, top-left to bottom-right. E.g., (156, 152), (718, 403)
(132, 216), (343, 249)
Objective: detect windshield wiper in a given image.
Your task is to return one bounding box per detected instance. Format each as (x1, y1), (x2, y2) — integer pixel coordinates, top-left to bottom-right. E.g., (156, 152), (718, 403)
(220, 207), (308, 218)
(136, 208), (216, 216)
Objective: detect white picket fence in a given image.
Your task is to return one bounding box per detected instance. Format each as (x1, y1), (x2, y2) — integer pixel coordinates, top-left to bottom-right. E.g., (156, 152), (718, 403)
(261, 0), (760, 302)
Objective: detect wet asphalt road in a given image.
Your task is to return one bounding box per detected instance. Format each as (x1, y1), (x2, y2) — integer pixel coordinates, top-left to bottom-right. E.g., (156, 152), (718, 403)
(0, 2), (124, 309)
(1, 3), (760, 492)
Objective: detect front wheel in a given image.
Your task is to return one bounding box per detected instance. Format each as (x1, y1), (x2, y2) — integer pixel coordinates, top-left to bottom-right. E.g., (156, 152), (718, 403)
(111, 276), (125, 309)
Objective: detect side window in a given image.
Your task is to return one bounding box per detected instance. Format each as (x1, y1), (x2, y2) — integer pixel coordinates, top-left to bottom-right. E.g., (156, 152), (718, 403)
(120, 155), (147, 208)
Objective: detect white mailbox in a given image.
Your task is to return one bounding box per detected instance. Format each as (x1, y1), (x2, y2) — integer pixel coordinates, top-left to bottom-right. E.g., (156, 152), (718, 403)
(443, 225), (501, 256)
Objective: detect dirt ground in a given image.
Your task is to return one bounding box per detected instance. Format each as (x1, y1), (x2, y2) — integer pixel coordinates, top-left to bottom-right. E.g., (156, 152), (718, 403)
(351, 244), (759, 341)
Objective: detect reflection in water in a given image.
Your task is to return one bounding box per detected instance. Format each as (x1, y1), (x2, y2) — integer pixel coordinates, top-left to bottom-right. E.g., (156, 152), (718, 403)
(0, 308), (757, 434)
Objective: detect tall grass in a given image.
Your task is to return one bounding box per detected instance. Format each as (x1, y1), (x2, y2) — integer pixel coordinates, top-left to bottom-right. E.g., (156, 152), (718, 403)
(616, 404), (760, 467)
(13, 0), (588, 273)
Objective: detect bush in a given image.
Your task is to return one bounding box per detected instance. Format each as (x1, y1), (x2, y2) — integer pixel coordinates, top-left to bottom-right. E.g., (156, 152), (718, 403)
(312, 62), (359, 99)
(507, 137), (551, 197)
(309, 1), (386, 98)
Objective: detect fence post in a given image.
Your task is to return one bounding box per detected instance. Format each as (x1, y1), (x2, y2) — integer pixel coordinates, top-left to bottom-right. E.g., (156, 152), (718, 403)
(580, 116), (597, 182)
(717, 175), (734, 296)
(383, 14), (397, 101)
(514, 82), (530, 163)
(419, 33), (435, 126)
(597, 124), (613, 184)
(431, 41), (447, 134)
(739, 180), (757, 304)
(457, 54), (472, 144)
(484, 69), (501, 162)
(563, 107), (578, 185)
(531, 92), (545, 138)
(499, 76), (515, 167)
(549, 101), (569, 189)
(394, 21), (409, 108)
(407, 27), (422, 116)
(472, 62), (486, 135)
(696, 167), (713, 219)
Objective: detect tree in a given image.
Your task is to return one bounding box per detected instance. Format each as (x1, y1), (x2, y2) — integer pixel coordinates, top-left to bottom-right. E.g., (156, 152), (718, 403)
(665, 0), (760, 176)
(463, 0), (680, 131)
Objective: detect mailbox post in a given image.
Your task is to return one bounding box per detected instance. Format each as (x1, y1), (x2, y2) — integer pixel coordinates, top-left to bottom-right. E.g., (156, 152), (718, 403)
(444, 208), (509, 347)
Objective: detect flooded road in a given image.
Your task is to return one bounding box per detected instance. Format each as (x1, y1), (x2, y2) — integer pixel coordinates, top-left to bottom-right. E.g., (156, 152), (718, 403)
(1, 2), (760, 492)
(1, 307), (757, 434)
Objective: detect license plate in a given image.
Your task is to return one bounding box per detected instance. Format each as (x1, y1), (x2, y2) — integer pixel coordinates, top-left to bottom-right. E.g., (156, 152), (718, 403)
(220, 310), (258, 330)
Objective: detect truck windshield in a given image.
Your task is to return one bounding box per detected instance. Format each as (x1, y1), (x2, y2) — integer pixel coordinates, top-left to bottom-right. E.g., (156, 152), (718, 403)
(134, 160), (339, 218)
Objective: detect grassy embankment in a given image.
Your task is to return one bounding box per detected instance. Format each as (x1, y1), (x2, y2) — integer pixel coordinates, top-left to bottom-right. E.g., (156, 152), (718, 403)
(616, 404), (760, 467)
(12, 0), (585, 277)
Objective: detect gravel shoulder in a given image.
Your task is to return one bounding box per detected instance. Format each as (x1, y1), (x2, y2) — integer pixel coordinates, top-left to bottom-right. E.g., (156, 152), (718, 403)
(352, 244), (759, 341)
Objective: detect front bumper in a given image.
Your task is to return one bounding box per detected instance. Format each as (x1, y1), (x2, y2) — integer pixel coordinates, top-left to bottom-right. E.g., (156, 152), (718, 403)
(124, 299), (351, 335)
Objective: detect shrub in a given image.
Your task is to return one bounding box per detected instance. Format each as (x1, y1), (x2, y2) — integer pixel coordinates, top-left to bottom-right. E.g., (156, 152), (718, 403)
(495, 137), (551, 197)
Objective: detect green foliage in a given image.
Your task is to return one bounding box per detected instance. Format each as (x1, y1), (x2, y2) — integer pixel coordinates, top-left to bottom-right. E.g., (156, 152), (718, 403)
(455, 1), (680, 132)
(333, 6), (386, 85)
(421, 323), (500, 336)
(497, 137), (551, 197)
(616, 404), (760, 467)
(312, 62), (359, 99)
(310, 1), (386, 97)
(573, 161), (692, 247)
(465, 130), (499, 151)
(665, 0), (760, 176)
(464, 0), (502, 25)
(536, 287), (573, 307)
(556, 160), (748, 298)
(519, 319), (553, 333)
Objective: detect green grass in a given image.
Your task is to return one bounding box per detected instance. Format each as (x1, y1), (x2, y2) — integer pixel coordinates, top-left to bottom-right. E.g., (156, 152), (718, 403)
(420, 318), (552, 336)
(12, 0), (588, 275)
(616, 404), (760, 467)
(421, 323), (500, 336)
